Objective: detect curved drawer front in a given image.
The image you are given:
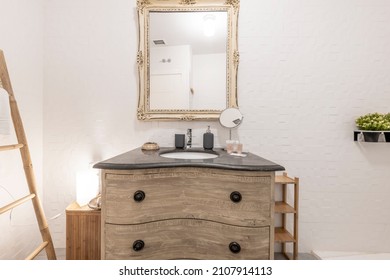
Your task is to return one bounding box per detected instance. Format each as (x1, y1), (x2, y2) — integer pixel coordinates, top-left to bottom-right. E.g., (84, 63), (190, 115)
(104, 220), (270, 260)
(103, 168), (272, 227)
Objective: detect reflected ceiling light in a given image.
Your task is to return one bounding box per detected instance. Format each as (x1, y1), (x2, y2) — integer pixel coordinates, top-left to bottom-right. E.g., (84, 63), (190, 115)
(203, 14), (216, 37)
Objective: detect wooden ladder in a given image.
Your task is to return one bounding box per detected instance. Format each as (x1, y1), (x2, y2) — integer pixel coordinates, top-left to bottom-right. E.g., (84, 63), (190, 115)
(0, 50), (56, 260)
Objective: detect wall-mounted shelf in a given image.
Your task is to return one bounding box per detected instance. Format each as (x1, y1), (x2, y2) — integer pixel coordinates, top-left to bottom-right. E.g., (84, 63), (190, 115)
(354, 130), (390, 142)
(274, 172), (299, 260)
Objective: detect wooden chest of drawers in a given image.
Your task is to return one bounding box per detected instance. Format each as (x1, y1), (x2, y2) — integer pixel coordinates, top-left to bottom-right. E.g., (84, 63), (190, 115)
(101, 167), (275, 259)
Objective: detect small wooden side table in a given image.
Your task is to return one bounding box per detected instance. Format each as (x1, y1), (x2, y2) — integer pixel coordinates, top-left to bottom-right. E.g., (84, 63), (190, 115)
(66, 202), (101, 260)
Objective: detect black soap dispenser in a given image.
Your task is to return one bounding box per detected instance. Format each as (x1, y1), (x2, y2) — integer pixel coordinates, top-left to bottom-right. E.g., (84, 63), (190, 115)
(203, 126), (214, 150)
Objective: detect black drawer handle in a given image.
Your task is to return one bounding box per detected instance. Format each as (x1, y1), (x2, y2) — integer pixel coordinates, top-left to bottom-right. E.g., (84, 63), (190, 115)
(229, 242), (241, 254)
(230, 191), (242, 203)
(133, 240), (145, 251)
(134, 190), (145, 202)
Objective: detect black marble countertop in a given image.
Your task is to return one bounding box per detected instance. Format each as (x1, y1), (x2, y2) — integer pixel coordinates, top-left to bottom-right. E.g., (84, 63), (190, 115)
(93, 147), (285, 172)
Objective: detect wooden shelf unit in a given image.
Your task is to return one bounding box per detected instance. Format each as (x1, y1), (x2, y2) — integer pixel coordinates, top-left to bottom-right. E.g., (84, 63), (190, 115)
(274, 172), (299, 260)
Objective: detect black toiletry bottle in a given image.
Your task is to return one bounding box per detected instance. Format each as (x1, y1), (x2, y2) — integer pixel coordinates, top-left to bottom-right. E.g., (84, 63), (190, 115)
(175, 134), (185, 149)
(203, 126), (214, 150)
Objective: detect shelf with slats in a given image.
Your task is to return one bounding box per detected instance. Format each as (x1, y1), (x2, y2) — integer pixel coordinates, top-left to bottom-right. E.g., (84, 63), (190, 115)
(274, 172), (299, 260)
(275, 174), (295, 184)
(275, 201), (296, 213)
(275, 227), (296, 243)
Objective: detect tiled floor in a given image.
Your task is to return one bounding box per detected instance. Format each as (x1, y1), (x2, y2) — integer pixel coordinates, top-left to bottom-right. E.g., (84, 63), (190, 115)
(312, 251), (390, 260)
(275, 252), (318, 260)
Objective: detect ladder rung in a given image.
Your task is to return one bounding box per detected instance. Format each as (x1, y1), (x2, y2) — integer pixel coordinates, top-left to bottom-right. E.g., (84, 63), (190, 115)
(0, 143), (24, 152)
(0, 193), (36, 215)
(25, 241), (49, 260)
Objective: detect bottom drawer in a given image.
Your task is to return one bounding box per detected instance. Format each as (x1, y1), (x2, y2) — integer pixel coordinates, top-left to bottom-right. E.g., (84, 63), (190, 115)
(104, 219), (270, 260)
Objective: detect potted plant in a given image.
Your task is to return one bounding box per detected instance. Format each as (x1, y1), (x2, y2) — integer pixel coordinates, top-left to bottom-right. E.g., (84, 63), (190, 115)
(384, 113), (390, 142)
(355, 112), (390, 142)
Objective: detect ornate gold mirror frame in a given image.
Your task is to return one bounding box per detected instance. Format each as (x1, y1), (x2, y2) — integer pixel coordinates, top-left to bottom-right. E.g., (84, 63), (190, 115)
(137, 0), (240, 121)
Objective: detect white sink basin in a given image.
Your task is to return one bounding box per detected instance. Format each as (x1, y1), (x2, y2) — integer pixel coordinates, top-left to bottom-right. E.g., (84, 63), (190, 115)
(160, 151), (218, 160)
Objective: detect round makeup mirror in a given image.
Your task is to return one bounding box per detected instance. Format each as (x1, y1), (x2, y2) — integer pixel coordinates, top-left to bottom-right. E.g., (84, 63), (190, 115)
(219, 107), (243, 139)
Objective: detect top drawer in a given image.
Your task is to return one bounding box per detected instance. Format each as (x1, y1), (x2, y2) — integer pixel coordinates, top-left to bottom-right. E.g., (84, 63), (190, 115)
(102, 167), (273, 227)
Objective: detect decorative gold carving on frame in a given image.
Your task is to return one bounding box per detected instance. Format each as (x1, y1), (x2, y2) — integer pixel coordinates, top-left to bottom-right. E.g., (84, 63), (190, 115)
(137, 108), (150, 120)
(225, 0), (240, 10)
(180, 115), (196, 121)
(225, 0), (239, 14)
(233, 50), (240, 67)
(180, 0), (197, 5)
(137, 51), (144, 68)
(137, 0), (151, 13)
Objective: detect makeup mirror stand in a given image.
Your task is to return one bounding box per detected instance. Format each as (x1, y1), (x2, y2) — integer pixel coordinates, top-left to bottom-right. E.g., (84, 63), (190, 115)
(219, 107), (243, 140)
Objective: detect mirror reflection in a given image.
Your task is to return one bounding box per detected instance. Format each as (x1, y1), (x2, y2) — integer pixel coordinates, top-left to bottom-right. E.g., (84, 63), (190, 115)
(149, 11), (228, 111)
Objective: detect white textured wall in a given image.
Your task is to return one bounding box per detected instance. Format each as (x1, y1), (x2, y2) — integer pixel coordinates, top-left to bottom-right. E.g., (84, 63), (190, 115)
(239, 0), (390, 253)
(0, 0), (44, 259)
(42, 0), (390, 253)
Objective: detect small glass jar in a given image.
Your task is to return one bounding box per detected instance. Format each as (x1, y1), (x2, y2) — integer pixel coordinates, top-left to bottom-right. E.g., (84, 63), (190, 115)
(226, 140), (235, 154)
(236, 142), (243, 154)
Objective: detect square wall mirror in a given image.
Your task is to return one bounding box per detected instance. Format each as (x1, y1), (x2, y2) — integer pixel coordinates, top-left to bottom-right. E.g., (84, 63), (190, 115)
(137, 0), (240, 121)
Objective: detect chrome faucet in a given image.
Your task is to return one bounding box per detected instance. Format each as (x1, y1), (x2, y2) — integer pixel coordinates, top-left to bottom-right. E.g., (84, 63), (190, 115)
(186, 128), (192, 149)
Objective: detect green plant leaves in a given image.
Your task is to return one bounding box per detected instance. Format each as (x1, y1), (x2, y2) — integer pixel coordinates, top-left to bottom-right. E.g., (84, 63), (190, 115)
(355, 112), (390, 131)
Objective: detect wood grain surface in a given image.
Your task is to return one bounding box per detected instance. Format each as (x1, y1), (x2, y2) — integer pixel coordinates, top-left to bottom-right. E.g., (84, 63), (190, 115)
(101, 167), (275, 260)
(105, 220), (270, 260)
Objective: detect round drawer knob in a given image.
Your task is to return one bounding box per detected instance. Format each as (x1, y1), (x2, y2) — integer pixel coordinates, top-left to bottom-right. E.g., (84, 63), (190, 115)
(134, 190), (145, 202)
(133, 240), (145, 251)
(230, 191), (242, 203)
(229, 242), (241, 254)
